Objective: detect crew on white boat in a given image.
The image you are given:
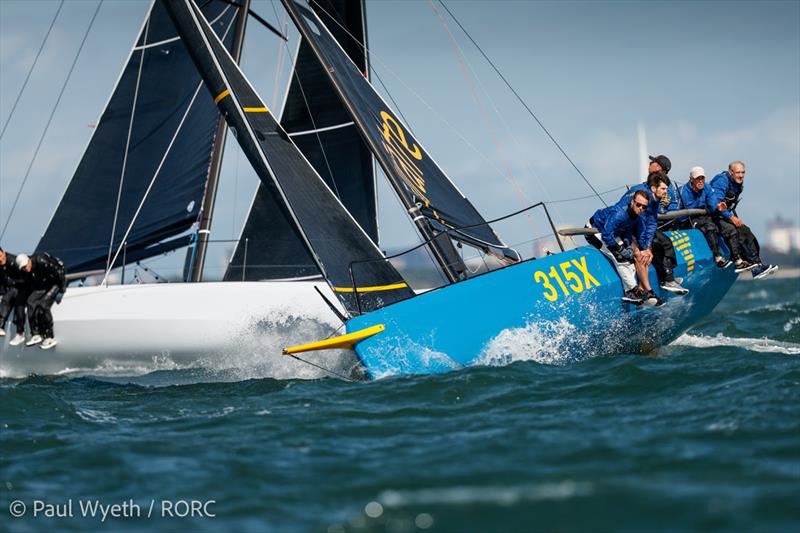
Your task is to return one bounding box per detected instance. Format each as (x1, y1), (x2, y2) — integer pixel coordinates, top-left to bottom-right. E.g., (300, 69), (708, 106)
(0, 246), (29, 345)
(708, 161), (777, 280)
(15, 252), (66, 350)
(588, 189), (659, 306)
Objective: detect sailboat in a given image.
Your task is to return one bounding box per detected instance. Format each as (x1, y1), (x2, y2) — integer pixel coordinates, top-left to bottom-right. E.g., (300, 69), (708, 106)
(158, 0), (738, 380)
(0, 0), (374, 377)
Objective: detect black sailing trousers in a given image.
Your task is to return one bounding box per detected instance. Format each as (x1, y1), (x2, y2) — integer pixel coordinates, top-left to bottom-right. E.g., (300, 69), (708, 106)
(27, 287), (58, 338)
(0, 287), (27, 334)
(679, 215), (722, 258)
(651, 230), (677, 284)
(716, 218), (761, 263)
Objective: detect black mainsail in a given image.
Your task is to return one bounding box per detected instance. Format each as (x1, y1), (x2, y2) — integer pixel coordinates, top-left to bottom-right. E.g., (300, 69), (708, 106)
(281, 0), (520, 282)
(162, 0), (414, 314)
(224, 0), (375, 282)
(36, 0), (240, 274)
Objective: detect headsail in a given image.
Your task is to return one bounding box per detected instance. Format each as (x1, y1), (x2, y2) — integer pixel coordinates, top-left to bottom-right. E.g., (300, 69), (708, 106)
(36, 0), (241, 274)
(225, 0), (375, 282)
(280, 0), (520, 269)
(162, 0), (414, 314)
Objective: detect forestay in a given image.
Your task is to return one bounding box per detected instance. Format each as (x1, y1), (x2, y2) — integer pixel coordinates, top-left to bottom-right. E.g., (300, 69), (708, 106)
(162, 0), (414, 315)
(36, 1), (240, 274)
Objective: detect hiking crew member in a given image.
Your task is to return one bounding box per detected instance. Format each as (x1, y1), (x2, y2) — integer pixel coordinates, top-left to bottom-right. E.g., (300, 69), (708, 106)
(590, 190), (656, 305)
(16, 252), (66, 349)
(0, 247), (28, 345)
(615, 171), (685, 302)
(677, 167), (727, 267)
(708, 161), (778, 279)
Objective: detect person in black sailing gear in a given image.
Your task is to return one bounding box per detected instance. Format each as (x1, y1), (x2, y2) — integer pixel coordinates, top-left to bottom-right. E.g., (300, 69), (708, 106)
(708, 161), (778, 279)
(589, 190), (657, 306)
(15, 252), (67, 349)
(677, 166), (728, 267)
(0, 246), (28, 345)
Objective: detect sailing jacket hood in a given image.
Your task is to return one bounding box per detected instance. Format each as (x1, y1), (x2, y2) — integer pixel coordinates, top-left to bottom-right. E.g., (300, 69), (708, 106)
(708, 171), (743, 219)
(593, 204), (641, 249)
(615, 183), (658, 249)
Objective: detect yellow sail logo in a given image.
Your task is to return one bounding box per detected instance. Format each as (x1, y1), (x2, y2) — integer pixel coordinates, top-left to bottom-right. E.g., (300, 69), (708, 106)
(378, 111), (429, 204)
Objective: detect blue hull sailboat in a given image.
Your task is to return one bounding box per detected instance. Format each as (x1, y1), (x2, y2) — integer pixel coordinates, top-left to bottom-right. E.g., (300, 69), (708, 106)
(162, 0), (740, 380)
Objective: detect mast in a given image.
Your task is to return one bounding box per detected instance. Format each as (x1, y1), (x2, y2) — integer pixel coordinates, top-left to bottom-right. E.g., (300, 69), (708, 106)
(185, 0), (251, 282)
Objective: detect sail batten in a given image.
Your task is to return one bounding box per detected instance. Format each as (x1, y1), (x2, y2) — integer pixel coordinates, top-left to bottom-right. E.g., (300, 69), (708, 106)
(164, 0), (413, 314)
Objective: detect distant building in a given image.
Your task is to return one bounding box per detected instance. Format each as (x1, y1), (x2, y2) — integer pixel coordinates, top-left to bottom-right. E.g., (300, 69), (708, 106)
(767, 216), (800, 254)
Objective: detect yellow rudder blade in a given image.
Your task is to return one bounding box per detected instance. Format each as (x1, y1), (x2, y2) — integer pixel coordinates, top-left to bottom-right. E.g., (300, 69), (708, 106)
(282, 324), (385, 355)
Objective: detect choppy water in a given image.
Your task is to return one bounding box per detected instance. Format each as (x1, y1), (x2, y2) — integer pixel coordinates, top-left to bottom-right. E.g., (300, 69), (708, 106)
(2, 277), (799, 531)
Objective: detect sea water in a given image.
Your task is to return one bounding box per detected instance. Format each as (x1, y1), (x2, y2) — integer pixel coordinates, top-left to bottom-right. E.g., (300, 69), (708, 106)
(2, 277), (799, 531)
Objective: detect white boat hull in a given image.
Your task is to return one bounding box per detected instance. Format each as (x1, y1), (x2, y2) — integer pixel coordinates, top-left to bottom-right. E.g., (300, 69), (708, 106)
(0, 281), (356, 378)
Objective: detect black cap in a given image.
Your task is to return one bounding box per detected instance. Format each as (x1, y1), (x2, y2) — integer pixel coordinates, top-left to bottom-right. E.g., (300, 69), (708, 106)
(649, 155), (671, 174)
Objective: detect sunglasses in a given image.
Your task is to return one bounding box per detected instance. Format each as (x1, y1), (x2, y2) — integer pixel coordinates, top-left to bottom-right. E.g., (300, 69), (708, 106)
(633, 201), (648, 209)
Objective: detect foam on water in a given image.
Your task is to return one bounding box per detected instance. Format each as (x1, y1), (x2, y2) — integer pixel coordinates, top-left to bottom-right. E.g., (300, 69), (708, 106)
(672, 333), (800, 355)
(478, 317), (582, 366)
(377, 481), (593, 507)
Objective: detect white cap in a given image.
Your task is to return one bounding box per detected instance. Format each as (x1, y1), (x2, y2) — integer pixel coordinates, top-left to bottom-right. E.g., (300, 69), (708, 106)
(15, 254), (29, 269)
(689, 166), (706, 179)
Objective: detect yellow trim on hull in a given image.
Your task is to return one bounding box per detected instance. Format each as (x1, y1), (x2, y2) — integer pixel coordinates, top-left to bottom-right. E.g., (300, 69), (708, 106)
(332, 282), (408, 293)
(282, 324), (385, 355)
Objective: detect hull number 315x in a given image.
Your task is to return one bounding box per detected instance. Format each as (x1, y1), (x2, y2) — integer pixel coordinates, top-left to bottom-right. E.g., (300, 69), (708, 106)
(533, 256), (600, 302)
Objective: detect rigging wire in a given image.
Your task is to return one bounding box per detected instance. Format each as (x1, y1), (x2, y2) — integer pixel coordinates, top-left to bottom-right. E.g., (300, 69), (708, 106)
(425, 0), (539, 235)
(0, 0), (65, 142)
(286, 353), (356, 382)
(106, 8), (151, 276)
(438, 0), (608, 207)
(0, 0), (104, 242)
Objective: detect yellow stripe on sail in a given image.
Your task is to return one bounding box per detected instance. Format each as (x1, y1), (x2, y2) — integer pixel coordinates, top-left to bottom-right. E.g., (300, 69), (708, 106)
(283, 324), (385, 354)
(243, 106), (269, 113)
(333, 282), (408, 293)
(214, 89), (230, 103)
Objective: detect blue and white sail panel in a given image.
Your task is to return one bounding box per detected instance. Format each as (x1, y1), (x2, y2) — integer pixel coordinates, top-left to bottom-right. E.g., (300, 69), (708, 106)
(36, 0), (240, 273)
(225, 0), (374, 281)
(281, 0), (517, 262)
(163, 0), (414, 315)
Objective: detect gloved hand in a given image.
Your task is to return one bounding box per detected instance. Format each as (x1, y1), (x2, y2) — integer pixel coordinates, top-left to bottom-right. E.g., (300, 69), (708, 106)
(55, 291), (64, 305)
(612, 245), (635, 263)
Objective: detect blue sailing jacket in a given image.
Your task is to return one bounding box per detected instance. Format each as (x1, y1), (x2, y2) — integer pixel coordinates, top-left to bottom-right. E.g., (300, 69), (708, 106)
(615, 184), (658, 249)
(593, 204), (641, 249)
(708, 171), (742, 219)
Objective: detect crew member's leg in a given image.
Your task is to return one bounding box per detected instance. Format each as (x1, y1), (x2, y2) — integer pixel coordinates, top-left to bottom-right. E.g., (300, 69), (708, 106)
(736, 224), (761, 264)
(692, 215), (722, 258)
(716, 217), (742, 261)
(651, 230), (678, 284)
(26, 290), (46, 345)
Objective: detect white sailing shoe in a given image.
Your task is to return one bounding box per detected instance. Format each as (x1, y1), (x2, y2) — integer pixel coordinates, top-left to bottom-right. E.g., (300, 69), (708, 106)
(26, 334), (43, 346)
(0, 327), (5, 337)
(9, 333), (26, 346)
(40, 338), (58, 350)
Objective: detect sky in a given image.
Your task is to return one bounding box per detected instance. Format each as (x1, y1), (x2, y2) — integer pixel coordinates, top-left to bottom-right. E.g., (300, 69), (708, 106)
(0, 0), (798, 280)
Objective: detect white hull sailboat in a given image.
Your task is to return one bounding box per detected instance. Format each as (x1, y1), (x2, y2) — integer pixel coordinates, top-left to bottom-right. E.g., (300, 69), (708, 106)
(1, 281), (347, 377)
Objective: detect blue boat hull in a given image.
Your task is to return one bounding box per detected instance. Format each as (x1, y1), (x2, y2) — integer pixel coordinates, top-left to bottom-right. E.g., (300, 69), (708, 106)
(347, 229), (737, 378)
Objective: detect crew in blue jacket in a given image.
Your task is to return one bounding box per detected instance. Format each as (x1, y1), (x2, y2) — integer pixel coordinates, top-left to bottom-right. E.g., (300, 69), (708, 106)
(708, 161), (777, 279)
(615, 170), (686, 298)
(677, 166), (726, 266)
(590, 189), (656, 305)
